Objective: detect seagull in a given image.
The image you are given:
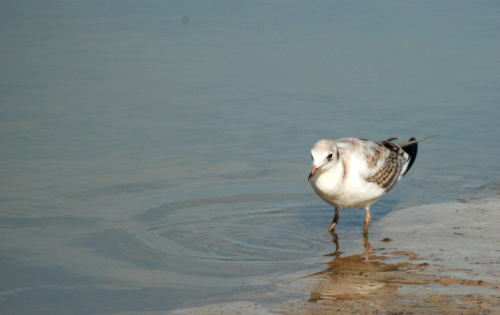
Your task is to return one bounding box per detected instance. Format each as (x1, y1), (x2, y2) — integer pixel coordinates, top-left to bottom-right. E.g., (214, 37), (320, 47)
(308, 136), (437, 235)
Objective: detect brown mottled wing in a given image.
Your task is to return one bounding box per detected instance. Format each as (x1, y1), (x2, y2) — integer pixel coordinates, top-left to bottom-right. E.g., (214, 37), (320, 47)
(366, 142), (407, 191)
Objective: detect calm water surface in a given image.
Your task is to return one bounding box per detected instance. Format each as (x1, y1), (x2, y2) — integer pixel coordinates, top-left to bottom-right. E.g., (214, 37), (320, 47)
(1, 1), (499, 313)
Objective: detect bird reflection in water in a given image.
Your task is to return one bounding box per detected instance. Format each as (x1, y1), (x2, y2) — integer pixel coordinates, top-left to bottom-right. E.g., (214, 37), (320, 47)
(307, 232), (401, 302)
(324, 231), (373, 262)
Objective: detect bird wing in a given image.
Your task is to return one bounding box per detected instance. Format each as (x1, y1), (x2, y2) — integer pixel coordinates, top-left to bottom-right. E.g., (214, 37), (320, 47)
(335, 138), (401, 191)
(339, 137), (408, 192)
(337, 136), (437, 192)
(365, 141), (408, 191)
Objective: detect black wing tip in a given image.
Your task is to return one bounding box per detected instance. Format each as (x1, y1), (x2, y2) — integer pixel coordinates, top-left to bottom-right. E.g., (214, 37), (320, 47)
(403, 137), (418, 175)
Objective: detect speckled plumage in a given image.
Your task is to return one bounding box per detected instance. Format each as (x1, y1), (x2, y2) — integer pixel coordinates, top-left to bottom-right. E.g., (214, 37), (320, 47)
(366, 142), (405, 190)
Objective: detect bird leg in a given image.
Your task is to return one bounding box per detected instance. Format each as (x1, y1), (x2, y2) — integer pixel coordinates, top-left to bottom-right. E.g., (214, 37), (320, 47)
(363, 207), (371, 235)
(327, 208), (339, 232)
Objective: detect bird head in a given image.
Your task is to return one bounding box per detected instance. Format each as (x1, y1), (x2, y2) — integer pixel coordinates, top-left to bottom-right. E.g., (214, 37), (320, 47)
(308, 140), (339, 183)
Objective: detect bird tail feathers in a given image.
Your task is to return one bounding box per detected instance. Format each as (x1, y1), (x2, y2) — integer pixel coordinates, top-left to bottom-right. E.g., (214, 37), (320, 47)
(399, 135), (438, 176)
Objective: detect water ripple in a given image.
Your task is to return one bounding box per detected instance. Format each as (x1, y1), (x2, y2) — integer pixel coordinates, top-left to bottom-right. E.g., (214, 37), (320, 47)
(131, 194), (331, 265)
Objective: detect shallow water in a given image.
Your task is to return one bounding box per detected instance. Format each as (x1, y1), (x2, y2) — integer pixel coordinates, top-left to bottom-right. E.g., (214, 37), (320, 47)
(1, 1), (499, 313)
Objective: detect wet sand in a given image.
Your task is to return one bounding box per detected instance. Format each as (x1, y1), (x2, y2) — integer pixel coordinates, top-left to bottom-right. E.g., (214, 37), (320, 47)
(172, 199), (500, 314)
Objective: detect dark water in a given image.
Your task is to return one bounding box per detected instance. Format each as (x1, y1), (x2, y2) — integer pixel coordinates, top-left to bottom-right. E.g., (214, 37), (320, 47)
(1, 1), (499, 313)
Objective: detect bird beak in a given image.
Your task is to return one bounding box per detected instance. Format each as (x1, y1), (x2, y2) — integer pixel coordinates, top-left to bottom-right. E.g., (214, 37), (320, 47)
(308, 165), (319, 183)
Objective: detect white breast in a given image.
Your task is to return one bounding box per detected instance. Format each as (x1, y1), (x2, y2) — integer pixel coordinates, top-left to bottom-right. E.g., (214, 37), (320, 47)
(310, 148), (387, 209)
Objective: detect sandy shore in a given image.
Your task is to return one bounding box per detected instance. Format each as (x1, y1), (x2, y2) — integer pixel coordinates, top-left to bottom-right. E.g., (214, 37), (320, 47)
(172, 199), (500, 314)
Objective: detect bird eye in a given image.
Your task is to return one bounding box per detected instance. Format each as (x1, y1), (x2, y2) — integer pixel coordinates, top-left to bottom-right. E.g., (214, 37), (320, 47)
(327, 153), (333, 160)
